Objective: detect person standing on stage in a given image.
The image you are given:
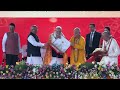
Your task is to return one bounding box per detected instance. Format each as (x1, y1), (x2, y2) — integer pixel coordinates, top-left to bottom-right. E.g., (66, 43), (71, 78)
(85, 23), (101, 60)
(2, 23), (21, 66)
(44, 26), (68, 66)
(26, 25), (47, 66)
(70, 27), (86, 66)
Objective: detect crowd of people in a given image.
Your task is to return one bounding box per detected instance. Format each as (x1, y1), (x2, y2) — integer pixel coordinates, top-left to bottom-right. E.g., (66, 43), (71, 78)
(2, 23), (120, 67)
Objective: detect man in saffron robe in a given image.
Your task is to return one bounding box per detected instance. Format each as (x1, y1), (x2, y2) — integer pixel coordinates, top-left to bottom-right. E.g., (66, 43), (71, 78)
(70, 27), (86, 66)
(44, 26), (68, 66)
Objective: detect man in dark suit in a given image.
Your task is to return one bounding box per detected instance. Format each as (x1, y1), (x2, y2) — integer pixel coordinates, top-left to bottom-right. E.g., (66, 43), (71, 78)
(85, 23), (101, 60)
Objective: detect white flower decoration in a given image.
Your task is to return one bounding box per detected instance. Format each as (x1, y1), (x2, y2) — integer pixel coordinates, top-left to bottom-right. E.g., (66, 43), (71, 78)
(111, 66), (114, 69)
(92, 61), (95, 64)
(97, 62), (100, 65)
(33, 68), (36, 73)
(94, 65), (97, 68)
(91, 77), (94, 79)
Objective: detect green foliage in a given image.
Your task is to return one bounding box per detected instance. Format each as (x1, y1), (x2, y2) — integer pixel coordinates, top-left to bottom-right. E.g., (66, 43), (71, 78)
(14, 61), (28, 72)
(79, 62), (94, 69)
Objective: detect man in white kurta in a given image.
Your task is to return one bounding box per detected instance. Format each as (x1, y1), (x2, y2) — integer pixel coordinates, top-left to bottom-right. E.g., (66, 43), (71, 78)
(26, 25), (45, 66)
(100, 31), (120, 66)
(49, 26), (65, 65)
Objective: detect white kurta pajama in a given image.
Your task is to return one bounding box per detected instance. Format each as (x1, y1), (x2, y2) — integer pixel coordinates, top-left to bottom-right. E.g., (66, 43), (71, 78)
(49, 32), (65, 65)
(26, 35), (44, 65)
(100, 38), (120, 66)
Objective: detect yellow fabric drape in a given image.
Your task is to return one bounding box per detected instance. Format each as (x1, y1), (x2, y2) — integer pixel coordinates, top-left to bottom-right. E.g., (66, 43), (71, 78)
(70, 36), (86, 66)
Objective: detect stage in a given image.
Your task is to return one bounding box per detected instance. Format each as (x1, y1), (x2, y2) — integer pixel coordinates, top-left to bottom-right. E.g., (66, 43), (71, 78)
(0, 18), (120, 65)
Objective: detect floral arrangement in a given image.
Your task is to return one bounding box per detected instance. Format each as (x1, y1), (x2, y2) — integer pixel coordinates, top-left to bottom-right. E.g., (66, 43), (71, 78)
(0, 61), (120, 79)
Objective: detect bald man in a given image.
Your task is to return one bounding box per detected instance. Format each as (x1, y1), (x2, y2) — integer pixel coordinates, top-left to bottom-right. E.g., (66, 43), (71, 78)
(44, 26), (68, 66)
(70, 27), (86, 66)
(26, 25), (46, 66)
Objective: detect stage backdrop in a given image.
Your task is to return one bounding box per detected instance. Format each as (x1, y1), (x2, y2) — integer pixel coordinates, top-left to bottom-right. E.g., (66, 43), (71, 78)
(0, 18), (120, 65)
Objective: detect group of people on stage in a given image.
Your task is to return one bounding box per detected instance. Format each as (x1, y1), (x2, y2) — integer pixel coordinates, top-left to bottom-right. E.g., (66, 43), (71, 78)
(2, 23), (120, 67)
